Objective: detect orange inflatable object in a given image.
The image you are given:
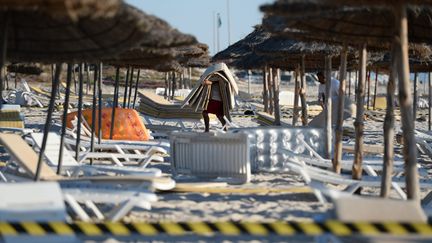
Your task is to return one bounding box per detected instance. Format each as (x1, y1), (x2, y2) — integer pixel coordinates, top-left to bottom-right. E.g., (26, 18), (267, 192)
(66, 108), (150, 141)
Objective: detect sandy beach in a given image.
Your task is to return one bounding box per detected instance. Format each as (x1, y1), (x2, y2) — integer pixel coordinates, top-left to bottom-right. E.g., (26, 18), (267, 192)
(8, 77), (431, 227)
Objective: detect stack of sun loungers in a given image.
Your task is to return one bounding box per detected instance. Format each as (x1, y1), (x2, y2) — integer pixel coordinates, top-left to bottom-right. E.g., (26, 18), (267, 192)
(0, 107), (24, 128)
(137, 90), (203, 120)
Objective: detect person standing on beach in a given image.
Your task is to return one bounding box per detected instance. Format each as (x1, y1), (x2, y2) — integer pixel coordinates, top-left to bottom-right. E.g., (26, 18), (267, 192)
(317, 71), (340, 109)
(182, 62), (239, 132)
(202, 74), (226, 132)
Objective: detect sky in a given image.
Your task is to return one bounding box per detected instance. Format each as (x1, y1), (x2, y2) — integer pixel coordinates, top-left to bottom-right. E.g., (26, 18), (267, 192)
(126, 0), (272, 56)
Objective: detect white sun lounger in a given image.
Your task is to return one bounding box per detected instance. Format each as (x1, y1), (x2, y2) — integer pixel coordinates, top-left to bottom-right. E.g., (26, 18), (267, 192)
(0, 133), (175, 191)
(170, 131), (251, 184)
(28, 132), (163, 176)
(284, 160), (432, 203)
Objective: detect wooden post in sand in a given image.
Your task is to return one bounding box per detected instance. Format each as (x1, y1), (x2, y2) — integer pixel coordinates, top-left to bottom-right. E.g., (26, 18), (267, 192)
(353, 44), (367, 180)
(90, 64), (97, 164)
(394, 4), (420, 202)
(268, 68), (274, 115)
(413, 72), (418, 121)
(348, 71), (352, 98)
(334, 44), (347, 174)
(127, 68), (134, 107)
(35, 63), (62, 181)
(132, 69), (141, 109)
(110, 67), (120, 140)
(429, 72), (432, 130)
(97, 63), (102, 144)
(0, 14), (8, 109)
(324, 56), (332, 159)
(367, 69), (371, 110)
(164, 72), (168, 99)
(123, 67), (130, 108)
(273, 68), (281, 125)
(263, 67), (269, 113)
(300, 55), (308, 126)
(292, 67), (300, 126)
(373, 69), (379, 110)
(57, 64), (72, 174)
(381, 45), (397, 198)
(75, 64), (84, 162)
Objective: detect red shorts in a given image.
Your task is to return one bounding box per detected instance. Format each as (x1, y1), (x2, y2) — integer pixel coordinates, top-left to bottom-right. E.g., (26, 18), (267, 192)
(204, 99), (223, 116)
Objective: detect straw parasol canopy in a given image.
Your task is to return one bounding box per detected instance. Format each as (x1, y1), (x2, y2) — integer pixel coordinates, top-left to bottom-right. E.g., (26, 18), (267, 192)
(2, 2), (151, 63)
(138, 14), (197, 48)
(260, 1), (432, 48)
(0, 0), (121, 19)
(212, 25), (271, 62)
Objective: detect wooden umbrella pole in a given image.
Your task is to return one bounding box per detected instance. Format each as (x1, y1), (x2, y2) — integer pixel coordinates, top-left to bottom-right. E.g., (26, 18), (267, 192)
(57, 64), (72, 175)
(268, 68), (273, 115)
(123, 66), (130, 108)
(35, 63), (62, 181)
(263, 67), (268, 112)
(367, 69), (371, 110)
(373, 68), (379, 110)
(90, 64), (98, 165)
(75, 63), (84, 162)
(72, 65), (77, 94)
(164, 72), (168, 99)
(110, 67), (120, 140)
(354, 70), (358, 102)
(429, 72), (431, 130)
(334, 44), (348, 174)
(273, 68), (281, 125)
(132, 69), (141, 109)
(97, 63), (103, 144)
(292, 67), (300, 126)
(348, 71), (352, 98)
(413, 72), (418, 121)
(324, 56), (332, 159)
(127, 67), (134, 107)
(394, 4), (420, 202)
(381, 45), (397, 198)
(171, 71), (176, 100)
(353, 44), (367, 180)
(0, 14), (9, 109)
(300, 55), (308, 126)
(85, 64), (90, 95)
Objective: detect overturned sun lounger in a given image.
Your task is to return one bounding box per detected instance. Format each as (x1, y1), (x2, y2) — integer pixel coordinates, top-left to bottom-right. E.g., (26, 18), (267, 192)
(170, 131), (251, 184)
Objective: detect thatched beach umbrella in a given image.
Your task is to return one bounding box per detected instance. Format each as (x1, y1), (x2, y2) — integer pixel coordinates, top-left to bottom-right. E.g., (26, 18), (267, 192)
(213, 26), (282, 121)
(261, 0), (430, 201)
(0, 1), (154, 180)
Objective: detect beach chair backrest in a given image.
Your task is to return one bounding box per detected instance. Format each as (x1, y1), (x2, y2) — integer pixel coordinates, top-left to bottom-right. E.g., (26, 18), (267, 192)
(0, 133), (59, 179)
(232, 127), (325, 173)
(30, 132), (78, 167)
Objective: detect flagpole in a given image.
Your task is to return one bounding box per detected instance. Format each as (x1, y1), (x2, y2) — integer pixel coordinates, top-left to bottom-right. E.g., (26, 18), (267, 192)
(227, 0), (231, 45)
(212, 11), (216, 54)
(217, 13), (220, 52)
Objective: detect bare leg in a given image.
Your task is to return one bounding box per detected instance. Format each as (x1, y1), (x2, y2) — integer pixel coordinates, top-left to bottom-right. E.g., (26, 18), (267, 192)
(217, 115), (227, 131)
(203, 111), (210, 132)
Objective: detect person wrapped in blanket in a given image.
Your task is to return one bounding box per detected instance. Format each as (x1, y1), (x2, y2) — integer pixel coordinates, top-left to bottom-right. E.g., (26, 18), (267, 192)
(181, 63), (239, 132)
(202, 74), (226, 132)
